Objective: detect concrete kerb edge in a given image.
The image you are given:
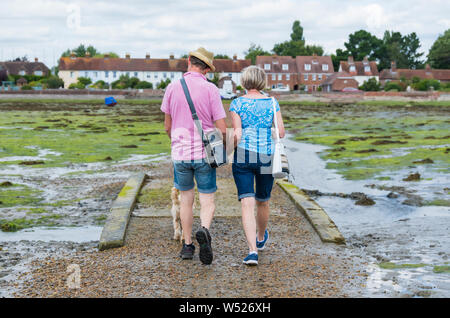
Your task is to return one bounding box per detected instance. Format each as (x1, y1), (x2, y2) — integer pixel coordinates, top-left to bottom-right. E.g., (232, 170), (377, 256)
(276, 179), (346, 245)
(98, 172), (147, 250)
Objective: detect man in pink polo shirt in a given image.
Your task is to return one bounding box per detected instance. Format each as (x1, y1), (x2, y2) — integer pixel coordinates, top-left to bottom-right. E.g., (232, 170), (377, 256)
(161, 47), (227, 265)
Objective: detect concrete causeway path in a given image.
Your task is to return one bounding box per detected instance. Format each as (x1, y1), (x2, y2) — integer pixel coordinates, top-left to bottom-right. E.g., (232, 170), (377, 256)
(16, 166), (365, 297)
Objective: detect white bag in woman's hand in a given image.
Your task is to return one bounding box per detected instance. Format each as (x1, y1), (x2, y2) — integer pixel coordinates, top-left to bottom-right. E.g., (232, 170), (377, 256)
(271, 97), (289, 179)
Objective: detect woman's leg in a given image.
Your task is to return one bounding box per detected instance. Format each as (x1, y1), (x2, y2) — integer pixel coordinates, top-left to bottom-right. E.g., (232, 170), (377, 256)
(256, 200), (270, 241)
(241, 197), (257, 253)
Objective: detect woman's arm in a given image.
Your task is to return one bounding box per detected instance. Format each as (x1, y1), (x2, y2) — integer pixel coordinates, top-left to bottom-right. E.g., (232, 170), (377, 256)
(276, 109), (285, 139)
(231, 112), (242, 148)
(164, 113), (172, 139)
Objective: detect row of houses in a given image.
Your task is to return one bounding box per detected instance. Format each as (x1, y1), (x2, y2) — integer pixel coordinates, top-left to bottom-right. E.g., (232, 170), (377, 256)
(2, 54), (450, 92)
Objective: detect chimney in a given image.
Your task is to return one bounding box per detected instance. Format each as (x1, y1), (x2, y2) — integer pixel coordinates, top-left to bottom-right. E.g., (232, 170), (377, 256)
(125, 53), (131, 59)
(104, 53), (110, 59)
(170, 54), (174, 60)
(145, 53), (150, 59)
(363, 56), (369, 64)
(85, 51), (91, 58)
(70, 51), (76, 59)
(425, 63), (431, 70)
(233, 54), (237, 61)
(348, 56), (354, 64)
(34, 57), (38, 62)
(391, 61), (397, 72)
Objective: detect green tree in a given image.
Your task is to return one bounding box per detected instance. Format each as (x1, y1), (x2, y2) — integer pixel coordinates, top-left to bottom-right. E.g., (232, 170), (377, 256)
(344, 30), (383, 62)
(135, 81), (153, 89)
(378, 31), (424, 69)
(61, 44), (116, 58)
(272, 20), (323, 57)
(359, 77), (381, 91)
(214, 54), (230, 59)
(427, 29), (450, 69)
(331, 48), (348, 71)
(244, 43), (271, 64)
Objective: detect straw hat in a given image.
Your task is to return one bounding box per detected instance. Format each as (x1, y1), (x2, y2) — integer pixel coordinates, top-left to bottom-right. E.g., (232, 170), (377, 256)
(189, 47), (215, 72)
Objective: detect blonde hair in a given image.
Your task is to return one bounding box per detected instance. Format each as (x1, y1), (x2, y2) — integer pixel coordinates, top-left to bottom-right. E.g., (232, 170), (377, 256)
(240, 66), (266, 91)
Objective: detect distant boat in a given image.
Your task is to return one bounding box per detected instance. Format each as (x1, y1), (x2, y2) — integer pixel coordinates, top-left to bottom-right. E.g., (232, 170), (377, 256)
(105, 96), (117, 107)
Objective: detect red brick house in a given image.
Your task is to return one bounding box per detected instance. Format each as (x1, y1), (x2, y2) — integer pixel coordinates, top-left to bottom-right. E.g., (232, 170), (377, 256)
(296, 55), (334, 92)
(255, 54), (334, 91)
(256, 55), (298, 90)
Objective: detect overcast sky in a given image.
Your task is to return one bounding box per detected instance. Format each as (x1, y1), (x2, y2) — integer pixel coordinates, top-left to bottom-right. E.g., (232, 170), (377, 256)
(1, 0), (449, 68)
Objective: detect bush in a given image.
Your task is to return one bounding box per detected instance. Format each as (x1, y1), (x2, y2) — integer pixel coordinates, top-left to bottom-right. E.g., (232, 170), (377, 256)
(157, 78), (171, 89)
(412, 79), (441, 91)
(21, 85), (33, 90)
(359, 78), (381, 91)
(135, 81), (153, 89)
(384, 81), (406, 92)
(91, 80), (109, 89)
(68, 82), (85, 89)
(77, 77), (92, 86)
(46, 76), (64, 89)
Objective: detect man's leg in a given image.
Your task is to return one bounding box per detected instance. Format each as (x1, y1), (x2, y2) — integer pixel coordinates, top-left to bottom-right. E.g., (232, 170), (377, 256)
(180, 188), (195, 244)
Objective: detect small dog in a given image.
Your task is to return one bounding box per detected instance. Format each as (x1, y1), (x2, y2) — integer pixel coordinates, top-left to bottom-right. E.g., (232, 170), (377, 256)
(170, 187), (183, 241)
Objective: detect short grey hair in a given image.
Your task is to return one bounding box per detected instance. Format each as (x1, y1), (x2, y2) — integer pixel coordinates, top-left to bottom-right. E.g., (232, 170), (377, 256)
(241, 66), (266, 91)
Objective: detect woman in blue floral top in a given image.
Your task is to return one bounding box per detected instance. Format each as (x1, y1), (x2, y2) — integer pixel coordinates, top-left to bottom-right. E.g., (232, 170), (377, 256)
(229, 66), (285, 265)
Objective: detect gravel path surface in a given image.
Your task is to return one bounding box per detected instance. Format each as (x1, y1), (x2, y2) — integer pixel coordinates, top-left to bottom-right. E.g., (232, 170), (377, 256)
(15, 166), (367, 297)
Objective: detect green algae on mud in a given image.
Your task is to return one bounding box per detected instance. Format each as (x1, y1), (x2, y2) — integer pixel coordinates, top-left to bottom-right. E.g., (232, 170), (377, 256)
(0, 184), (44, 207)
(285, 105), (450, 181)
(433, 266), (450, 273)
(378, 262), (428, 270)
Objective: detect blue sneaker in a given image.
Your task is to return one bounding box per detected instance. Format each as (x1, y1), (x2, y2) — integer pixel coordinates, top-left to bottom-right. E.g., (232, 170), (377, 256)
(256, 230), (269, 251)
(243, 252), (258, 266)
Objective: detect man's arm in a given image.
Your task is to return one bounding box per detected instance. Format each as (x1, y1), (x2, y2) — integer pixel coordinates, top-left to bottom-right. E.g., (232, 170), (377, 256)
(164, 113), (172, 139)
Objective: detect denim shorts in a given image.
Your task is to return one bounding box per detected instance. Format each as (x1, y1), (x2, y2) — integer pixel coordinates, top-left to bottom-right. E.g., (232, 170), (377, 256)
(173, 159), (217, 193)
(232, 148), (274, 202)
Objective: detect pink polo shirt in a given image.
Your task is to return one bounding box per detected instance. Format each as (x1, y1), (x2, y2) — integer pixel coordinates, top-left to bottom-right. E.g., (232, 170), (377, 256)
(161, 72), (226, 161)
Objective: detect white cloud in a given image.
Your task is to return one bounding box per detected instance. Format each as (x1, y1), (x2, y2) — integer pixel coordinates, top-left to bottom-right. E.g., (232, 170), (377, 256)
(0, 0), (448, 67)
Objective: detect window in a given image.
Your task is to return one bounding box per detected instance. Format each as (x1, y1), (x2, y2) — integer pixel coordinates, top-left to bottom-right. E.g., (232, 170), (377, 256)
(34, 70), (43, 76)
(282, 64), (288, 71)
(113, 71), (117, 78)
(19, 70), (26, 76)
(318, 74), (322, 81)
(304, 64), (311, 71)
(154, 73), (158, 79)
(126, 72), (130, 76)
(350, 66), (356, 72)
(264, 64), (271, 70)
(272, 84), (276, 89)
(134, 72), (138, 77)
(105, 71), (109, 78)
(312, 74), (316, 81)
(94, 72), (98, 77)
(171, 73), (175, 79)
(147, 72), (151, 78)
(304, 85), (308, 91)
(278, 74), (282, 80)
(304, 74), (308, 81)
(364, 66), (371, 72)
(163, 73), (167, 78)
(84, 72), (88, 77)
(70, 72), (74, 78)
(322, 64), (328, 71)
(228, 73), (232, 78)
(272, 74), (276, 80)
(286, 74), (290, 80)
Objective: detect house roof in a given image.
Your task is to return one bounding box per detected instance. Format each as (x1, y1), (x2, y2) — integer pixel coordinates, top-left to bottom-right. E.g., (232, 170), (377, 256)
(321, 71), (356, 85)
(339, 60), (379, 76)
(380, 67), (450, 81)
(0, 61), (49, 75)
(255, 56), (297, 73)
(295, 55), (334, 74)
(59, 57), (250, 73)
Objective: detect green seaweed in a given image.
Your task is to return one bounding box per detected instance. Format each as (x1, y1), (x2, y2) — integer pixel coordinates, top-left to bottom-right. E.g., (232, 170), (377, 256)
(378, 262), (427, 270)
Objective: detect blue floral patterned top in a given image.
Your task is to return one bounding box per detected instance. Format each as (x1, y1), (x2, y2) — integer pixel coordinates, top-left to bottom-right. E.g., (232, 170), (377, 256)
(229, 97), (280, 155)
